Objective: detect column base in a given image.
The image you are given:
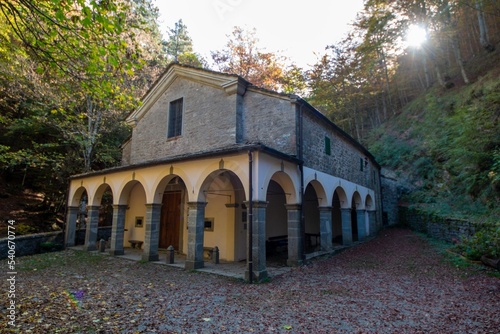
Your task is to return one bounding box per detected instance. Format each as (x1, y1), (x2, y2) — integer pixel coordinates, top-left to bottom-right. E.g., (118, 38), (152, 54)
(185, 260), (204, 270)
(287, 259), (304, 267)
(245, 269), (268, 282)
(142, 254), (159, 262)
(84, 244), (97, 251)
(109, 249), (124, 256)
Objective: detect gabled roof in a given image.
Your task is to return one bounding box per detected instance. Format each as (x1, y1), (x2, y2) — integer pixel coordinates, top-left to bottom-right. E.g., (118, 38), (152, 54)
(124, 63), (379, 168)
(125, 63), (251, 125)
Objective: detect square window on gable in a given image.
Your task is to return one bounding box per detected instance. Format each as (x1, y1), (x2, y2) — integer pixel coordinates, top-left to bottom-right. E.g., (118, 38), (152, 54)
(167, 98), (183, 138)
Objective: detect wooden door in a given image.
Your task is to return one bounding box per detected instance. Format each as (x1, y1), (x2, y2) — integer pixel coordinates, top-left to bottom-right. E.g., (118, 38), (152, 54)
(160, 191), (181, 249)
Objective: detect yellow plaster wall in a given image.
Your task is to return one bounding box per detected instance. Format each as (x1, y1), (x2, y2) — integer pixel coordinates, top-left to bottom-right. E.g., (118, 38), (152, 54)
(124, 183), (146, 246)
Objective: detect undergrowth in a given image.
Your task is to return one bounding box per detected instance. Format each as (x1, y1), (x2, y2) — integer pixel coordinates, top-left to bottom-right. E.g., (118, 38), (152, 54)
(367, 72), (500, 222)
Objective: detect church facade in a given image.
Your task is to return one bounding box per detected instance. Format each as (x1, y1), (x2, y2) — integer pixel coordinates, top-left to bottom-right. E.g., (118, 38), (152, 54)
(65, 64), (382, 281)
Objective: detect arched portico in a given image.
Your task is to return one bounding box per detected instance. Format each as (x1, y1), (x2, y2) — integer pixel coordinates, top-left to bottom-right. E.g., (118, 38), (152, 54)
(185, 169), (246, 270)
(83, 184), (113, 251)
(65, 146), (380, 282)
(65, 186), (88, 247)
(304, 182), (321, 253)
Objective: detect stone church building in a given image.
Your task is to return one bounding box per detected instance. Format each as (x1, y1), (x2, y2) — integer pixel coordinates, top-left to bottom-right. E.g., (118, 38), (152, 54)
(64, 64), (383, 281)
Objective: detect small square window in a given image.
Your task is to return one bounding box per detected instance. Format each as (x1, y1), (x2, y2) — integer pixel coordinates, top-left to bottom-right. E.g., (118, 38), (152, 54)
(325, 136), (331, 155)
(168, 98), (183, 138)
(204, 218), (214, 231)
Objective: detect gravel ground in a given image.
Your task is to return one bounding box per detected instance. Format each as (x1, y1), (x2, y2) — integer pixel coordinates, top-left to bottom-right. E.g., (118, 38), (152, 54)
(2, 227), (499, 333)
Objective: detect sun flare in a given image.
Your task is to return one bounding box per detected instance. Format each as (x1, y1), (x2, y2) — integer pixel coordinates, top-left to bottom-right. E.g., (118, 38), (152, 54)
(406, 24), (427, 48)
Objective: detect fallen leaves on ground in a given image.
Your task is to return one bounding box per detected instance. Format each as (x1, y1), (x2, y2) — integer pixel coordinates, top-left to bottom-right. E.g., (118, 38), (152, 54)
(1, 228), (499, 333)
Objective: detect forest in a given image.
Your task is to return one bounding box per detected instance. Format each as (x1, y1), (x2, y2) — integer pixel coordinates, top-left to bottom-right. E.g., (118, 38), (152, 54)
(0, 0), (499, 245)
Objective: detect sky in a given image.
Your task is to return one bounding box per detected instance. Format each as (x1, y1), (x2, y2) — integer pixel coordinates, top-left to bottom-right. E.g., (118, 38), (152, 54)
(152, 0), (365, 70)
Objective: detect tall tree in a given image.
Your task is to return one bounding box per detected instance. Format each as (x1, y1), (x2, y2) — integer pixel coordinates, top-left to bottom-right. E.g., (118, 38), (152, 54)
(475, 0), (495, 51)
(0, 0), (161, 180)
(211, 26), (287, 91)
(163, 19), (205, 67)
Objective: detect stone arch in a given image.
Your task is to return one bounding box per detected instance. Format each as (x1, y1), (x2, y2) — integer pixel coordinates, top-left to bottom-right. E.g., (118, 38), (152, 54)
(154, 174), (188, 251)
(304, 181), (323, 253)
(152, 168), (194, 204)
(332, 186), (348, 245)
(306, 179), (328, 207)
(194, 158), (248, 203)
(69, 185), (88, 207)
(65, 185), (89, 247)
(265, 179), (288, 265)
(351, 191), (362, 242)
(365, 194), (374, 211)
(333, 186), (349, 209)
(91, 183), (113, 227)
(117, 180), (147, 247)
(117, 180), (144, 205)
(196, 169), (247, 261)
(352, 191), (363, 210)
(264, 171), (297, 204)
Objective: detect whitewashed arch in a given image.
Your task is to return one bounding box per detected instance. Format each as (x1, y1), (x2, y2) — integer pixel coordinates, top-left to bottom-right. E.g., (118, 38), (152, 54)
(69, 185), (88, 207)
(304, 179), (329, 207)
(193, 157), (249, 203)
(352, 191), (363, 209)
(333, 186), (349, 209)
(91, 183), (113, 206)
(151, 166), (193, 203)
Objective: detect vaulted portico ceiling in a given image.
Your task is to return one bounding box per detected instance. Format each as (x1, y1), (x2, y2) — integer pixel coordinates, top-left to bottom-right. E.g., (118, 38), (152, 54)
(126, 63), (250, 126)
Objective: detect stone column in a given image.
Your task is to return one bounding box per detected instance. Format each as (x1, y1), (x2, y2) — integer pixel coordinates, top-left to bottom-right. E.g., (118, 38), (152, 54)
(356, 209), (367, 241)
(142, 203), (162, 261)
(185, 202), (206, 270)
(341, 208), (353, 246)
(64, 206), (78, 247)
(84, 205), (99, 251)
(245, 201), (268, 281)
(368, 210), (377, 237)
(109, 204), (127, 256)
(319, 206), (333, 251)
(286, 204), (304, 267)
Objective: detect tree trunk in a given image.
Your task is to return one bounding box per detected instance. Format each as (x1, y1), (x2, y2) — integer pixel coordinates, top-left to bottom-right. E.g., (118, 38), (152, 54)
(475, 0), (495, 52)
(451, 37), (470, 85)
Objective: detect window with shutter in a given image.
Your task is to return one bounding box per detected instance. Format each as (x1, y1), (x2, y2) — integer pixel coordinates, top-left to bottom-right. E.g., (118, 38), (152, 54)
(168, 98), (183, 138)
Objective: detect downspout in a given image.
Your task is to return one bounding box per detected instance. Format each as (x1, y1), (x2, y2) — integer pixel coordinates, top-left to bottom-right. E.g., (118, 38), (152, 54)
(248, 150), (253, 283)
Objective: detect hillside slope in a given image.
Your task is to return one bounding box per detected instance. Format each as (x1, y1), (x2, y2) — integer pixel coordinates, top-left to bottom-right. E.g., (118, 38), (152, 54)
(366, 68), (500, 223)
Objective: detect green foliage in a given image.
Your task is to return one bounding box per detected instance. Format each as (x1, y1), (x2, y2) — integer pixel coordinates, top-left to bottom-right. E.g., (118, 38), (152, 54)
(455, 225), (500, 260)
(15, 223), (35, 235)
(367, 73), (500, 220)
(39, 241), (64, 252)
(18, 250), (104, 271)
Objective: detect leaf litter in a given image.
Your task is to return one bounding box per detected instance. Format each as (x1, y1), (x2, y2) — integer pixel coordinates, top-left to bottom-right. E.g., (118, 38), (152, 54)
(1, 228), (499, 333)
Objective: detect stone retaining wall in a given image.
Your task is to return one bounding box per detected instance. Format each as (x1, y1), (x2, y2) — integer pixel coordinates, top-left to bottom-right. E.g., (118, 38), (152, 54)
(399, 207), (478, 243)
(0, 227), (112, 259)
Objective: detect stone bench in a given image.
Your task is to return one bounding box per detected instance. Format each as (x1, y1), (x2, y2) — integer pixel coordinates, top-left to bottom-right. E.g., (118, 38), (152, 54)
(128, 240), (143, 249)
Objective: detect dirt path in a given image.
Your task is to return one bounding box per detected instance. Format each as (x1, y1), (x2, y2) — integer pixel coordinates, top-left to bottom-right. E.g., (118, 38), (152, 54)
(2, 228), (499, 333)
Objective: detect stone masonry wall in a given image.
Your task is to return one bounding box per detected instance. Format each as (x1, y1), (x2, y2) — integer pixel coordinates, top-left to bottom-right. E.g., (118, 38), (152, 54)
(381, 172), (400, 226)
(301, 106), (380, 191)
(129, 78), (237, 165)
(242, 90), (297, 156)
(399, 207), (478, 243)
(0, 227), (112, 259)
(0, 231), (63, 259)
